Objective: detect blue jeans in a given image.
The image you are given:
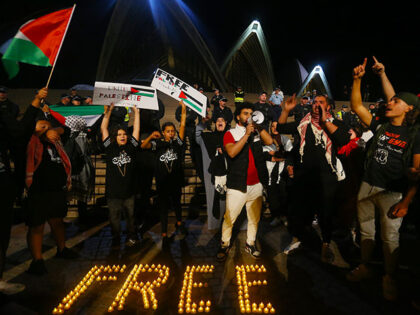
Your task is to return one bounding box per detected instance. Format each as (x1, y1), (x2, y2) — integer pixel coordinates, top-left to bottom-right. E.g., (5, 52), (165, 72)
(107, 195), (136, 239)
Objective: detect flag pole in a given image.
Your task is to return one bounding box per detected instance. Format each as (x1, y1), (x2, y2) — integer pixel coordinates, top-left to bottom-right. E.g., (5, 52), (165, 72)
(45, 4), (76, 88)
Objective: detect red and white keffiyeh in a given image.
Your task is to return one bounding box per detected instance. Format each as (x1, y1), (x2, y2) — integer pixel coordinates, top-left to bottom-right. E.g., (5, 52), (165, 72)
(297, 112), (345, 181)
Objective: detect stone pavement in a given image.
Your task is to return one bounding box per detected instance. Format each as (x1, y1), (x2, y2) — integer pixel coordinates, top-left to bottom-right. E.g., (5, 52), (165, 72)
(0, 214), (419, 315)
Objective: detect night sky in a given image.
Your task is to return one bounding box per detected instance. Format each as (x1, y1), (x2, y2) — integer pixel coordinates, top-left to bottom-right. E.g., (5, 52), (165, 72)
(0, 0), (419, 99)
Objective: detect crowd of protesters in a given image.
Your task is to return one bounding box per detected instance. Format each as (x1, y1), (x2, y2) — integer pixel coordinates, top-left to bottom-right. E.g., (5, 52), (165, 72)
(0, 57), (419, 308)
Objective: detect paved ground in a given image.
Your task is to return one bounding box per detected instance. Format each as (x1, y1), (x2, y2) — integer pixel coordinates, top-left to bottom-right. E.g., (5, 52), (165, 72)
(1, 210), (419, 315)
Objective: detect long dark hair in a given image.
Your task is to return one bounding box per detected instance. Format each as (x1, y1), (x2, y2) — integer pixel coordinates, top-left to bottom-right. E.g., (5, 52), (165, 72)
(110, 124), (129, 144)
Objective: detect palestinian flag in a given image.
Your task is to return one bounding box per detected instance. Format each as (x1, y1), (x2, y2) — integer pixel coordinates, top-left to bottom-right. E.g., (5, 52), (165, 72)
(1, 7), (74, 79)
(130, 87), (155, 98)
(179, 90), (205, 115)
(49, 105), (104, 127)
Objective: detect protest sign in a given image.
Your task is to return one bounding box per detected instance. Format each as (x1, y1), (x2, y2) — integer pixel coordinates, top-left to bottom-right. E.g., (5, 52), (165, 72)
(151, 68), (207, 117)
(93, 81), (159, 110)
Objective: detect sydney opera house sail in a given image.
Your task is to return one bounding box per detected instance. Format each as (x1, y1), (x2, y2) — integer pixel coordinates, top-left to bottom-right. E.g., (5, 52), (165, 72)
(96, 0), (227, 90)
(221, 21), (275, 93)
(97, 0), (275, 93)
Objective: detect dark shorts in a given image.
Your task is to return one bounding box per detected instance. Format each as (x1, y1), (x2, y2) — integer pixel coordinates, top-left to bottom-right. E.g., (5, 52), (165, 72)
(25, 191), (68, 227)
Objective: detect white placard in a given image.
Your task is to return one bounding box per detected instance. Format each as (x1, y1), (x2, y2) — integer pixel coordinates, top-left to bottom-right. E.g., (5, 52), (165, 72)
(151, 68), (207, 117)
(92, 81), (159, 110)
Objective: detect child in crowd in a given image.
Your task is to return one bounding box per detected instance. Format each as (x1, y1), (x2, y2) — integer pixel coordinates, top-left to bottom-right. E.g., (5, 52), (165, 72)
(101, 104), (140, 247)
(141, 101), (187, 242)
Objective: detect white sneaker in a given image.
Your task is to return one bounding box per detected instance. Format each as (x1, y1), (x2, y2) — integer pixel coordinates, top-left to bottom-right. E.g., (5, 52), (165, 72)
(0, 280), (25, 295)
(283, 238), (301, 254)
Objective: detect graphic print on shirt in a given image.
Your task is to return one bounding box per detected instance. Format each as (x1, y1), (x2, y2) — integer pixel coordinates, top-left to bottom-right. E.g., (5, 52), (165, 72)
(112, 150), (131, 176)
(47, 146), (62, 164)
(374, 131), (406, 165)
(159, 148), (177, 173)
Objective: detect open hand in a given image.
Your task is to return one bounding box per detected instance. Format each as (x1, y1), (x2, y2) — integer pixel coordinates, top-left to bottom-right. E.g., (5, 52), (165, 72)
(353, 58), (367, 79)
(283, 94), (297, 112)
(319, 105), (328, 124)
(372, 56), (385, 76)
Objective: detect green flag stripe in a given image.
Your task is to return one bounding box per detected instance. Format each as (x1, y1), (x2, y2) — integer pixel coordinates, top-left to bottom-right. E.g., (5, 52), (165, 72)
(2, 37), (50, 67)
(182, 98), (201, 112)
(1, 59), (19, 79)
(49, 105), (104, 116)
(133, 93), (154, 97)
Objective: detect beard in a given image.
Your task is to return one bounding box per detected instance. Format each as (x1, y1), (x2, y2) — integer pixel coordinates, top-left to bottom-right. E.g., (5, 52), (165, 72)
(311, 108), (320, 123)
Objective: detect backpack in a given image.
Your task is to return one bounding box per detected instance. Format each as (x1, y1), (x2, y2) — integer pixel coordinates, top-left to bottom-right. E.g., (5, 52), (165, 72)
(64, 132), (85, 175)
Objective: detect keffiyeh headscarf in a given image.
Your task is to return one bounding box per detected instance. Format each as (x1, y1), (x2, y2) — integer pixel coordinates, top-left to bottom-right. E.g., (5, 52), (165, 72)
(66, 115), (87, 135)
(297, 112), (345, 181)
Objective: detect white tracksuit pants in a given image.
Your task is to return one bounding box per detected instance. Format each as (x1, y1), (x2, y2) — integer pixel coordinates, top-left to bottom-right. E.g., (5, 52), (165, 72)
(221, 183), (263, 246)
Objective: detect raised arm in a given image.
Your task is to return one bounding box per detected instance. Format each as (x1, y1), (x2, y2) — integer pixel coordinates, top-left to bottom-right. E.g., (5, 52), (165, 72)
(101, 104), (114, 141)
(132, 106), (140, 141)
(351, 58), (372, 126)
(372, 56), (395, 101)
(30, 87), (48, 109)
(259, 129), (273, 145)
(141, 131), (161, 149)
(278, 94), (297, 124)
(225, 123), (254, 158)
(178, 101), (187, 141)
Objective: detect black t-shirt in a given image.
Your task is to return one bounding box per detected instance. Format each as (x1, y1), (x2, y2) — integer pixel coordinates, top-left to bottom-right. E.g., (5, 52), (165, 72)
(30, 143), (67, 193)
(103, 136), (138, 199)
(277, 118), (350, 174)
(364, 121), (420, 192)
(151, 137), (184, 189)
(299, 126), (333, 172)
